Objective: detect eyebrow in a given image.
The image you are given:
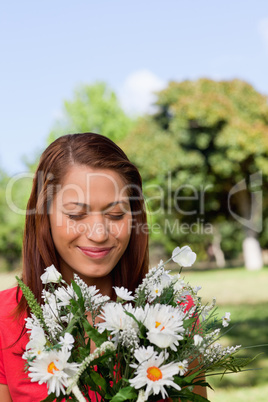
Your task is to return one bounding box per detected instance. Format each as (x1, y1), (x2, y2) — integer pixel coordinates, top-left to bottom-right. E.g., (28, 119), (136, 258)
(62, 200), (129, 209)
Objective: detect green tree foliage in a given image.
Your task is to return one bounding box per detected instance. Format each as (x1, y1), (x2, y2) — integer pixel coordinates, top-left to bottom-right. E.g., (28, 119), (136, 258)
(0, 169), (31, 270)
(121, 79), (268, 262)
(48, 82), (134, 144)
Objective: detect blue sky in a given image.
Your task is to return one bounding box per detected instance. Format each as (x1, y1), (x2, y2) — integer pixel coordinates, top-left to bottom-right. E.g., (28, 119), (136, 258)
(1, 0), (268, 175)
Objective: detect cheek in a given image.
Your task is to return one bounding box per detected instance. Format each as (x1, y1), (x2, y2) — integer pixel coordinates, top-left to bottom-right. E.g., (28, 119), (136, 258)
(109, 216), (132, 244)
(50, 216), (80, 246)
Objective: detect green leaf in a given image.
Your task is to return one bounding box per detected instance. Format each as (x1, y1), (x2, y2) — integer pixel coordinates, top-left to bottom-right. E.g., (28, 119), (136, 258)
(175, 370), (202, 385)
(109, 386), (137, 402)
(124, 311), (147, 339)
(40, 393), (66, 402)
(183, 316), (197, 329)
(82, 320), (108, 347)
(169, 388), (210, 402)
(71, 280), (85, 310)
(90, 370), (107, 394)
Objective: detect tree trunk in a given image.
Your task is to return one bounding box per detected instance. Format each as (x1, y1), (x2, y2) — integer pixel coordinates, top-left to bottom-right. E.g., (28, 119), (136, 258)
(211, 227), (225, 268)
(229, 182), (263, 270)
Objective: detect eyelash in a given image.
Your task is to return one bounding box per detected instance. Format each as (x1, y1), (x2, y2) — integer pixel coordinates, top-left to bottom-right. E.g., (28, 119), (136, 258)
(67, 214), (125, 221)
(67, 214), (86, 220)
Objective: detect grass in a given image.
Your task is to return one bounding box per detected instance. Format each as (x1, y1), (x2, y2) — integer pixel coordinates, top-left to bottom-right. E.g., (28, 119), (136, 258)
(180, 267), (268, 401)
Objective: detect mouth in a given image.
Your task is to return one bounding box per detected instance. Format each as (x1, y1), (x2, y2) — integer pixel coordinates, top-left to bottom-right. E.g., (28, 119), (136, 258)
(77, 246), (114, 259)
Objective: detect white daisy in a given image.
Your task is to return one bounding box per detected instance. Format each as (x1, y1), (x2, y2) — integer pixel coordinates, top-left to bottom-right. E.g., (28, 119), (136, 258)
(28, 349), (79, 397)
(113, 286), (134, 301)
(143, 304), (185, 351)
(129, 346), (181, 400)
(97, 303), (138, 344)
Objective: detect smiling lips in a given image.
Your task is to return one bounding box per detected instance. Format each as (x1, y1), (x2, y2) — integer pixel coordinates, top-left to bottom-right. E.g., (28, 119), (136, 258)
(78, 246), (113, 259)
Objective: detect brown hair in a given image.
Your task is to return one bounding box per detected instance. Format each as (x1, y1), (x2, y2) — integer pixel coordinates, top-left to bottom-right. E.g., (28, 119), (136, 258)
(18, 133), (149, 313)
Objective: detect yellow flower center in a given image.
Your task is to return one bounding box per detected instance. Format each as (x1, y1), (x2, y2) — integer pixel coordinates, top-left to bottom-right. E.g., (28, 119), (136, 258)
(155, 321), (165, 331)
(47, 361), (59, 374)
(147, 366), (163, 382)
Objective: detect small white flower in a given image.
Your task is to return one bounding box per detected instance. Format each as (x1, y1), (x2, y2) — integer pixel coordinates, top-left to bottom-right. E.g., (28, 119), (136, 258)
(222, 312), (231, 327)
(113, 286), (134, 301)
(41, 265), (62, 284)
(129, 346), (181, 400)
(25, 314), (41, 331)
(200, 298), (216, 321)
(147, 283), (164, 301)
(59, 333), (75, 351)
(42, 301), (62, 337)
(25, 326), (46, 358)
(194, 334), (203, 347)
(172, 246), (196, 267)
(194, 286), (202, 294)
(172, 274), (185, 293)
(136, 389), (147, 402)
(55, 285), (76, 307)
(159, 271), (172, 287)
(177, 359), (188, 375)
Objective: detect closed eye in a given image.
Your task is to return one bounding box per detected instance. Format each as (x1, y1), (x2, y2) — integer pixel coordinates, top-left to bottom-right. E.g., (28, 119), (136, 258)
(106, 213), (125, 220)
(67, 214), (86, 220)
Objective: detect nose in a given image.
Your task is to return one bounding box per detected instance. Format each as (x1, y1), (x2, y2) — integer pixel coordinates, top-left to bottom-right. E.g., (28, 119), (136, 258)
(84, 213), (109, 243)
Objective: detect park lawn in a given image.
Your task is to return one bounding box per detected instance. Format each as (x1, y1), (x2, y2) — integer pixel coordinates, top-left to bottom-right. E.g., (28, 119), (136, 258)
(180, 267), (268, 402)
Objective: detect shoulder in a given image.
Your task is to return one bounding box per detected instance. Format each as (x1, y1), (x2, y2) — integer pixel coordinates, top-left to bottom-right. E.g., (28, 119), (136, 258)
(0, 287), (21, 317)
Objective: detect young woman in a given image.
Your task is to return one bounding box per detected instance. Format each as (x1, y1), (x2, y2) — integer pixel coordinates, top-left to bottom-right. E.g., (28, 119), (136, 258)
(0, 133), (206, 401)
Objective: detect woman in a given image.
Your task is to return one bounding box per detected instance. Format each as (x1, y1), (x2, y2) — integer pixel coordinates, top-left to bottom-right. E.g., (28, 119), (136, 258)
(0, 133), (206, 401)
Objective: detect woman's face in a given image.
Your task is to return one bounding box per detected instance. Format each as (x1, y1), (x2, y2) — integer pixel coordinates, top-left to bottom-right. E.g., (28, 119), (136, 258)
(48, 165), (132, 287)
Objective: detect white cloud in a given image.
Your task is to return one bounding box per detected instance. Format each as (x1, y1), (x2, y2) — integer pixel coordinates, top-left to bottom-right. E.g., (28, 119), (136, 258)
(258, 18), (268, 48)
(118, 69), (166, 115)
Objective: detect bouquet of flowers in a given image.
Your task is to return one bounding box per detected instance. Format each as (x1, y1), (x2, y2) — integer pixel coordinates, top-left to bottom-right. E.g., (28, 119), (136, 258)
(17, 246), (254, 402)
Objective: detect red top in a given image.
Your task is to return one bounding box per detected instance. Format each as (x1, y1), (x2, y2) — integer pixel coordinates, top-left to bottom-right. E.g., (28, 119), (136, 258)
(0, 287), (97, 401)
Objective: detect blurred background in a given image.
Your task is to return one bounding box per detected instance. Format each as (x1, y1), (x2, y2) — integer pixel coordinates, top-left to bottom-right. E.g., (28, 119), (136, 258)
(0, 1), (268, 400)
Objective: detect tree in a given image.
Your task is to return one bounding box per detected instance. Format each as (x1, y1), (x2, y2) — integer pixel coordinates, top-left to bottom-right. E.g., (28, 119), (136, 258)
(0, 168), (31, 270)
(121, 79), (268, 269)
(48, 82), (134, 144)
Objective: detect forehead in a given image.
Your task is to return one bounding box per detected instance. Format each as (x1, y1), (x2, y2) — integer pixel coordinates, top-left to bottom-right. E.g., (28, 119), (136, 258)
(55, 165), (129, 206)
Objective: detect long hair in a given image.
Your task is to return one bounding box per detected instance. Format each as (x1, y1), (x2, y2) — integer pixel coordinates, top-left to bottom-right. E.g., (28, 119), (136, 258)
(17, 133), (149, 313)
